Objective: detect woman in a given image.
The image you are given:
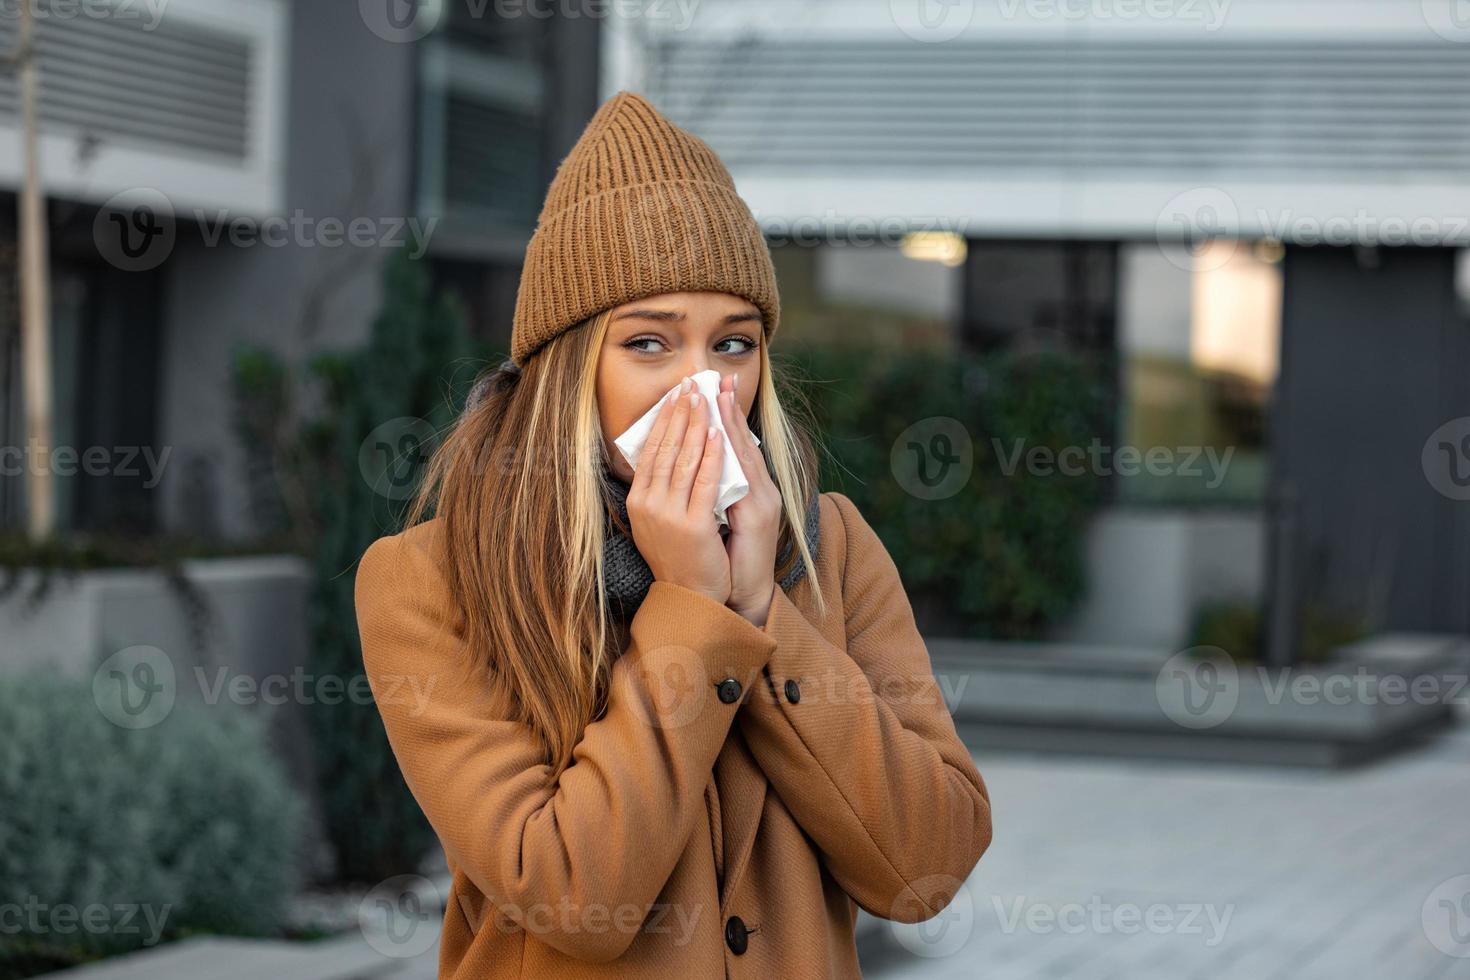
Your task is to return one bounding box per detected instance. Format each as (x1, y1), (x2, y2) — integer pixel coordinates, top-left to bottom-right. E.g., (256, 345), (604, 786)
(354, 90), (992, 978)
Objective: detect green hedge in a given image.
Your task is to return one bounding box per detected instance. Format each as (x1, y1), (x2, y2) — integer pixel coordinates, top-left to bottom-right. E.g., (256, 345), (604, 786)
(788, 346), (1111, 638)
(0, 672), (304, 977)
(1189, 600), (1370, 665)
(233, 251), (473, 883)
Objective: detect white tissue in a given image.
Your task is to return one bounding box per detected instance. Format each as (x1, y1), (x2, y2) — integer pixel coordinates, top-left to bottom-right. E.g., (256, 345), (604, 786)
(612, 368), (759, 526)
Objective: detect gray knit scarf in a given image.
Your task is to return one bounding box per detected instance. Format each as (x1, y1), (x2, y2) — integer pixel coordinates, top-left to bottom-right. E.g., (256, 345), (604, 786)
(600, 467), (821, 620)
(464, 362), (820, 621)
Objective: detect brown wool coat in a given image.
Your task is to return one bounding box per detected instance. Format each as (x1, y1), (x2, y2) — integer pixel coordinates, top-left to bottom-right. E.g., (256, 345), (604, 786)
(354, 491), (993, 978)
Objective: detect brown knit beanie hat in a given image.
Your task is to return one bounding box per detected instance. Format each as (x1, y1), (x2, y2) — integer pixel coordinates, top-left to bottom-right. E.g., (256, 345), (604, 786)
(509, 90), (780, 367)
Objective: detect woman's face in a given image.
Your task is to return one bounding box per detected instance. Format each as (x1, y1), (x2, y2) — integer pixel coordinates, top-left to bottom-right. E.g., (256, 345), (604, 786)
(596, 290), (764, 485)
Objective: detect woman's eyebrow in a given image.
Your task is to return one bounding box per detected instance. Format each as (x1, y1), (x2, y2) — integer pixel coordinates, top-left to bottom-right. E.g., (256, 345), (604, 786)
(611, 308), (762, 326)
(613, 308), (682, 322)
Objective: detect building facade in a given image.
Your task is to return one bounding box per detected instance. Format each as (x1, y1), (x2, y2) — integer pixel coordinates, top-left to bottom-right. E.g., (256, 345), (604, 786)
(611, 0), (1470, 651)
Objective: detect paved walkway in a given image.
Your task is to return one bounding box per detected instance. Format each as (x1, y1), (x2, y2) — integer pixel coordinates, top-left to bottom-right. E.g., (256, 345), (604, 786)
(43, 722), (1469, 980)
(868, 719), (1470, 980)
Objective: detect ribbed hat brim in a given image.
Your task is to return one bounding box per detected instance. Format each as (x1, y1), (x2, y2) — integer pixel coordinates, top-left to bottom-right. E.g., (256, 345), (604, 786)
(509, 91), (780, 366)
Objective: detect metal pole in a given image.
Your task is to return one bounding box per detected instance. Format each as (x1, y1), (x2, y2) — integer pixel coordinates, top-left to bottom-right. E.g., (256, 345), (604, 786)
(1262, 479), (1298, 669)
(18, 1), (54, 540)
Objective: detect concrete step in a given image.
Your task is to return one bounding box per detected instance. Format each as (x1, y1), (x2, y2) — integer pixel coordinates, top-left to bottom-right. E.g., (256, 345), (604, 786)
(33, 933), (416, 980)
(928, 631), (1469, 767)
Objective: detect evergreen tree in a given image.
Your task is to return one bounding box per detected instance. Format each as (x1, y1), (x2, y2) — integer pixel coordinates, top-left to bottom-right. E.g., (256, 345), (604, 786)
(308, 251), (472, 882)
(235, 250), (476, 882)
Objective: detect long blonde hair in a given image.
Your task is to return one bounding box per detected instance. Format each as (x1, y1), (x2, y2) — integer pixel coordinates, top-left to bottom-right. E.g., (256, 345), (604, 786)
(404, 309), (826, 778)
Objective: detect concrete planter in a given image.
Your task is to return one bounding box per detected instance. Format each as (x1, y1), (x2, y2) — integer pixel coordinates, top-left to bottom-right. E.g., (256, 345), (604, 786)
(1, 556), (325, 864)
(929, 633), (1468, 766)
(2, 556), (311, 679)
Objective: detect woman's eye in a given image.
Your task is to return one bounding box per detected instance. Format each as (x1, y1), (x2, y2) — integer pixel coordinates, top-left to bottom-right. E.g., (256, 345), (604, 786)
(624, 335), (756, 355)
(716, 336), (757, 355)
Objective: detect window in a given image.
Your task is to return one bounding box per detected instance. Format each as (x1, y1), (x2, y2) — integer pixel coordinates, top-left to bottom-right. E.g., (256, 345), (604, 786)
(960, 240), (1117, 355)
(768, 234), (962, 351)
(416, 12), (550, 237)
(1116, 240), (1282, 505)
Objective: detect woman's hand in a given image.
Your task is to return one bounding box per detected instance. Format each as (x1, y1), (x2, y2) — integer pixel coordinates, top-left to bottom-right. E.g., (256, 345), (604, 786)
(626, 377), (732, 606)
(717, 373), (780, 627)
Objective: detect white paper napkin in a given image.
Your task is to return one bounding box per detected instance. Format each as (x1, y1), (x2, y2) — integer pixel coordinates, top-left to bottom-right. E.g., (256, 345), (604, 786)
(612, 368), (759, 526)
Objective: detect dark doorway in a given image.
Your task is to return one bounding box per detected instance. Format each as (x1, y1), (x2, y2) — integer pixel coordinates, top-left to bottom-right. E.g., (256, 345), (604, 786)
(1272, 245), (1470, 643)
(960, 239), (1118, 354)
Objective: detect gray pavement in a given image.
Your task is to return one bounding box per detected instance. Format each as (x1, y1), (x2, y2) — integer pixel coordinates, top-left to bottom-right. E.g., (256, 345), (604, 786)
(867, 720), (1470, 980)
(39, 723), (1470, 980)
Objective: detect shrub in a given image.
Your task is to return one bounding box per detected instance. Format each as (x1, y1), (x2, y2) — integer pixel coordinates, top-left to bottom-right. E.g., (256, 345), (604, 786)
(232, 251), (475, 882)
(788, 346), (1111, 639)
(0, 671), (304, 976)
(1189, 600), (1371, 664)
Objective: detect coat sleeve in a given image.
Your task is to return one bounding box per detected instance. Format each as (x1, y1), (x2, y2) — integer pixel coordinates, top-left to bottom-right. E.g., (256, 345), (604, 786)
(735, 491), (992, 923)
(354, 530), (777, 963)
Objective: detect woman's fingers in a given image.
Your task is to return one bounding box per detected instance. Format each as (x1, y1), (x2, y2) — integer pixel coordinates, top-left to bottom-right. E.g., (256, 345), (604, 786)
(632, 383), (681, 494)
(687, 416), (722, 521)
(623, 377), (732, 605)
(630, 378), (729, 520)
(734, 375), (760, 448)
(718, 381), (756, 461)
(669, 390), (707, 500)
(647, 380), (694, 492)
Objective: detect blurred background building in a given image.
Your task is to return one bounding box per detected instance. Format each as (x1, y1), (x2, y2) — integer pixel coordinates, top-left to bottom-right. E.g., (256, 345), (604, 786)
(3, 0), (1464, 651)
(609, 0), (1470, 654)
(2, 1), (1469, 977)
(0, 0), (600, 540)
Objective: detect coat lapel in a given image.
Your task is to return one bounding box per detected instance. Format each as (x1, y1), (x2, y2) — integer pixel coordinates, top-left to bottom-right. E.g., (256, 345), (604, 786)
(715, 724), (767, 912)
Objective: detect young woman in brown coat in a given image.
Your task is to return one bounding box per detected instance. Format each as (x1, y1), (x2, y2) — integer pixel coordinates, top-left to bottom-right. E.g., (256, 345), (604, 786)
(354, 90), (992, 979)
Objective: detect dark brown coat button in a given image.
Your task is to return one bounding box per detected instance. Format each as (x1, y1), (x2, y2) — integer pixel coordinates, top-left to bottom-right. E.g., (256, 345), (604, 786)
(784, 678), (801, 703)
(725, 915), (749, 954)
(716, 678), (742, 704)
